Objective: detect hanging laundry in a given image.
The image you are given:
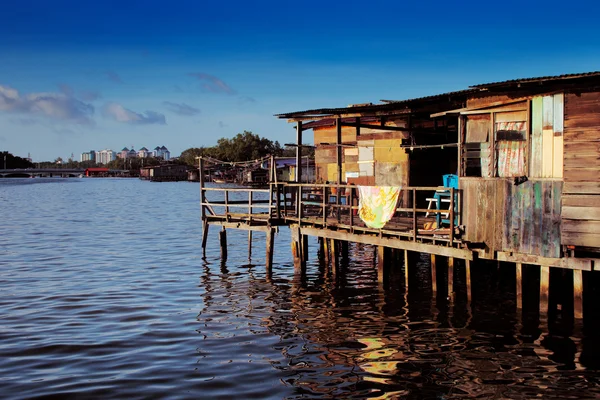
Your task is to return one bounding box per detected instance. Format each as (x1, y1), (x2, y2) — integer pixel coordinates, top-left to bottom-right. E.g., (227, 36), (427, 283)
(358, 186), (402, 229)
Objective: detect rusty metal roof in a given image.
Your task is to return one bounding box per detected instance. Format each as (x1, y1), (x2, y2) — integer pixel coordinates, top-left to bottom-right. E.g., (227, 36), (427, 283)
(276, 88), (471, 119)
(470, 71), (600, 89)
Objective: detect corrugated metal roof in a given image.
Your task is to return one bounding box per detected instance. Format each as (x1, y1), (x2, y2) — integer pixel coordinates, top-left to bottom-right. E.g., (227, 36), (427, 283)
(470, 71), (600, 89)
(275, 89), (470, 119)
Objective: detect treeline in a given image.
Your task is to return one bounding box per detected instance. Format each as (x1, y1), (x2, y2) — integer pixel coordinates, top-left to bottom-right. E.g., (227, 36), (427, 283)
(1, 151), (35, 169)
(179, 131), (312, 166)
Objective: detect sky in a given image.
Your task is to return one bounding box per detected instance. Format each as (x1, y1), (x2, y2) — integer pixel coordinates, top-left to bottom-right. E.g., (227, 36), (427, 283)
(1, 0), (599, 161)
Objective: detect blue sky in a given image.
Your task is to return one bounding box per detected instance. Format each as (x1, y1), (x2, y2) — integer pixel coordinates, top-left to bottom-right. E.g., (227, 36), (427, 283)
(1, 0), (599, 161)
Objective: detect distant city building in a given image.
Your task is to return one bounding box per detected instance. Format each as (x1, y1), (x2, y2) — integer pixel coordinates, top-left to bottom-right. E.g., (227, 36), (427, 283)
(80, 150), (96, 162)
(138, 147), (150, 158)
(118, 147), (130, 159)
(95, 149), (116, 165)
(153, 145), (170, 160)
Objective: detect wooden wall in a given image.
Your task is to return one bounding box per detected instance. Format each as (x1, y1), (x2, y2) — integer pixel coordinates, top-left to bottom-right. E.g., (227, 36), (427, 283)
(312, 122), (409, 185)
(562, 92), (600, 249)
(461, 178), (562, 258)
(530, 94), (563, 178)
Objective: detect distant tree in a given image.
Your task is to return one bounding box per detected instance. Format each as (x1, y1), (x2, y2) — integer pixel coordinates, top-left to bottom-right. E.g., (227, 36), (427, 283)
(1, 151), (35, 169)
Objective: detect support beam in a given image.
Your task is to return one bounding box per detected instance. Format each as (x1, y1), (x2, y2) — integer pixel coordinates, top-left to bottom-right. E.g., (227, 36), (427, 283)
(404, 249), (409, 290)
(219, 227), (228, 262)
(201, 220), (210, 255)
(302, 235), (309, 262)
(266, 228), (275, 273)
(540, 266), (550, 315)
(516, 263), (523, 309)
(296, 122), (303, 183)
(574, 269), (583, 319)
(448, 257), (454, 301)
(336, 117), (342, 184)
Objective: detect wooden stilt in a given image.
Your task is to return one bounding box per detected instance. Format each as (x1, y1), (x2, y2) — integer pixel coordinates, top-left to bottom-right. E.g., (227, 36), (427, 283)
(404, 249), (409, 290)
(247, 231), (253, 259)
(448, 257), (454, 301)
(266, 228), (274, 274)
(516, 263), (523, 310)
(540, 266), (550, 315)
(290, 225), (303, 272)
(302, 235), (309, 262)
(318, 237), (325, 261)
(377, 246), (386, 284)
(430, 254), (437, 295)
(466, 259), (471, 303)
(574, 269), (583, 319)
(201, 220), (209, 254)
(219, 227), (227, 262)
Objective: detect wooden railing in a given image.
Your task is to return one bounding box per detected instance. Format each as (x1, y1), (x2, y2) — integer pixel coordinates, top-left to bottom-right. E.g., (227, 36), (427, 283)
(200, 181), (461, 246)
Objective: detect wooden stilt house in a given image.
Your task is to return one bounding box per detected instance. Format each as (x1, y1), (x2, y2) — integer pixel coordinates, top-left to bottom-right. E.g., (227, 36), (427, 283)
(431, 71), (600, 265)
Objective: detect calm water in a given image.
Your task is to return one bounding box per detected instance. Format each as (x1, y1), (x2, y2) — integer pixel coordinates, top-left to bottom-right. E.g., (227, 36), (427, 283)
(1, 178), (600, 399)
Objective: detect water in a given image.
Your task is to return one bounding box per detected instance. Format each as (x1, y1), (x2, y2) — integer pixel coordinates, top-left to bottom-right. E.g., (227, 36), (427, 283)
(1, 178), (599, 399)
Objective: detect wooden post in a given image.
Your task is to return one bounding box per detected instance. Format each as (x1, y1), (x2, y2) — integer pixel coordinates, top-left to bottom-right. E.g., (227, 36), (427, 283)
(377, 246), (386, 284)
(219, 227), (227, 262)
(412, 189), (417, 241)
(224, 190), (229, 221)
(449, 187), (455, 245)
(201, 220), (209, 254)
(336, 117), (342, 184)
(574, 269), (583, 319)
(302, 235), (309, 262)
(466, 259), (471, 303)
(199, 156), (205, 221)
(516, 263), (523, 309)
(296, 122), (303, 184)
(540, 266), (550, 315)
(318, 237), (325, 261)
(448, 257), (454, 301)
(266, 228), (274, 274)
(404, 249), (409, 290)
(431, 254), (437, 295)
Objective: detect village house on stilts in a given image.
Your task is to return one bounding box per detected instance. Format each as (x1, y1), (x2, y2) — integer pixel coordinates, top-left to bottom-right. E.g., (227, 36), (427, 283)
(199, 71), (600, 319)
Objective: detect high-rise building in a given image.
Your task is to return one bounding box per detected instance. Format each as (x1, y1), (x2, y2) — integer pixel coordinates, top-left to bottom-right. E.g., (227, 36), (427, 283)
(95, 149), (116, 165)
(153, 145), (171, 160)
(80, 150), (96, 162)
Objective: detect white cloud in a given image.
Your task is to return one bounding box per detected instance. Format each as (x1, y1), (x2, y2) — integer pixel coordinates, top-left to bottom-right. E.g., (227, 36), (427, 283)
(0, 85), (94, 125)
(188, 72), (236, 94)
(102, 102), (166, 125)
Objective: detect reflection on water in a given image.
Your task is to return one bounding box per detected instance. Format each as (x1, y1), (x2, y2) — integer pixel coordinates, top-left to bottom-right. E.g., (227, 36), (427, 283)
(1, 179), (599, 399)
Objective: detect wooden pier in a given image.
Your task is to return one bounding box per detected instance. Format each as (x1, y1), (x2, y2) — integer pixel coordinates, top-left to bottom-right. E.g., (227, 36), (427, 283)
(199, 71), (600, 322)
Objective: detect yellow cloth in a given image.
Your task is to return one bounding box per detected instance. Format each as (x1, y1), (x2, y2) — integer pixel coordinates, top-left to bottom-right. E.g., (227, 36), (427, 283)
(358, 186), (401, 229)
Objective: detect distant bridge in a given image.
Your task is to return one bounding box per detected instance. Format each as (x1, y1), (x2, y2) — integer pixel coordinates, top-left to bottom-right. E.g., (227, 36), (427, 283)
(0, 168), (128, 178)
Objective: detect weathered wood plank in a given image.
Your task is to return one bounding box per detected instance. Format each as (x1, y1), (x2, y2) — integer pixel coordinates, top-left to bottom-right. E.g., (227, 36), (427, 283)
(553, 135), (563, 178)
(551, 182), (562, 258)
(542, 128), (554, 177)
(541, 181), (553, 257)
(564, 167), (600, 182)
(561, 232), (600, 248)
(562, 195), (600, 207)
(562, 219), (600, 234)
(494, 180), (505, 254)
(562, 206), (600, 220)
(503, 179), (513, 250)
(512, 182), (523, 250)
(563, 182), (600, 194)
(563, 128), (600, 142)
(532, 181), (543, 256)
(531, 97), (543, 178)
(542, 95), (554, 130)
(298, 226), (474, 260)
(521, 181), (532, 254)
(553, 93), (564, 135)
(485, 180), (495, 250)
(564, 141), (600, 155)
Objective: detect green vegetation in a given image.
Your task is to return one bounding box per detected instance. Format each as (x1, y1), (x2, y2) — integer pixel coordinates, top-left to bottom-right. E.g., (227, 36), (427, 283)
(179, 130), (313, 166)
(1, 151), (35, 169)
